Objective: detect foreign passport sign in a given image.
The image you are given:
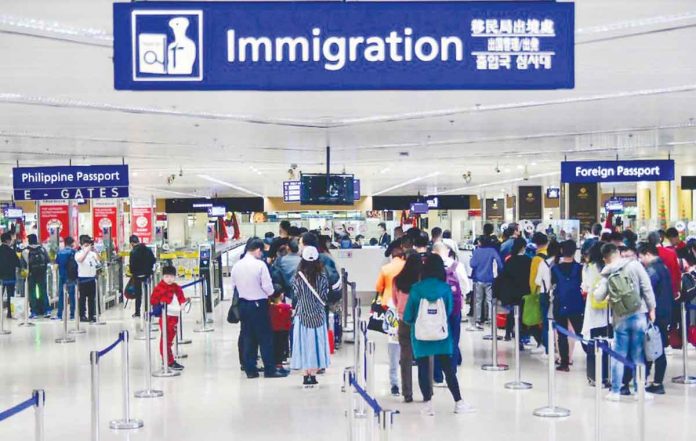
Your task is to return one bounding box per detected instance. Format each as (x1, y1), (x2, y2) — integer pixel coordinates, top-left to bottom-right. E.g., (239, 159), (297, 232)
(113, 1), (575, 91)
(13, 165), (129, 200)
(561, 160), (675, 183)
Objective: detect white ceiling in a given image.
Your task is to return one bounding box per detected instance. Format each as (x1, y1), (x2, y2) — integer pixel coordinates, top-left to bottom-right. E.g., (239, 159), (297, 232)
(1, 0), (696, 200)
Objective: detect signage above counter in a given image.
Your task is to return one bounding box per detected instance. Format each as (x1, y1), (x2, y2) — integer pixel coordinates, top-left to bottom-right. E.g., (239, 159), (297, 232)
(561, 160), (675, 183)
(13, 165), (129, 201)
(113, 1), (575, 91)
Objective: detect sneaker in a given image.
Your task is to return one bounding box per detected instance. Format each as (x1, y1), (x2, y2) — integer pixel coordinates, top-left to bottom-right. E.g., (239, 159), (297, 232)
(645, 384), (665, 395)
(420, 401), (435, 416)
(246, 372), (260, 379)
(28, 314), (37, 320)
(434, 381), (447, 388)
(620, 385), (631, 396)
(454, 401), (477, 414)
(605, 392), (621, 402)
(404, 396), (413, 403)
(391, 385), (400, 396)
(169, 362), (185, 371)
(530, 346), (546, 355)
(132, 313), (140, 318)
(264, 371), (289, 378)
(303, 375), (311, 387)
(588, 378), (596, 387)
(309, 376), (318, 385)
(44, 313), (51, 319)
(51, 316), (62, 321)
(556, 365), (570, 372)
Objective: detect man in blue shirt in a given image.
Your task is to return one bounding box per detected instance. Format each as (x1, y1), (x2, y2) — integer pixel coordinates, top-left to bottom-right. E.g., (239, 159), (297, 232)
(470, 224), (504, 327)
(54, 237), (77, 320)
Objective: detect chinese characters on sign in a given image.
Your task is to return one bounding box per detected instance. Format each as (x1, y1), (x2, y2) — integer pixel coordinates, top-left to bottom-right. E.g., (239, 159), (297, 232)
(471, 18), (556, 71)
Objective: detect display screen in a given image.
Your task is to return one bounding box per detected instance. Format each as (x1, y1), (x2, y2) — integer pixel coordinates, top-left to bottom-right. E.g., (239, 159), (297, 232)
(208, 206), (225, 217)
(410, 202), (429, 214)
(4, 208), (23, 219)
(546, 187), (560, 199)
(301, 174), (355, 205)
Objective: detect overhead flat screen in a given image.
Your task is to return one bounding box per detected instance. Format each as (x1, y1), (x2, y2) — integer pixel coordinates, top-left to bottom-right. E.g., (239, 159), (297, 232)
(300, 174), (354, 205)
(682, 176), (696, 190)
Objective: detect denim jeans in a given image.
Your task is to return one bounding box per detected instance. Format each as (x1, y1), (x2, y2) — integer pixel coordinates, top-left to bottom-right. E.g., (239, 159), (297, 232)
(474, 282), (492, 324)
(387, 341), (400, 388)
(434, 313), (462, 383)
(56, 277), (76, 319)
(611, 313), (647, 393)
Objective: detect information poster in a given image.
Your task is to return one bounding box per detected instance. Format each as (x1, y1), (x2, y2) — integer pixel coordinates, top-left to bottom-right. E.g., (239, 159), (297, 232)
(131, 206), (154, 244)
(92, 200), (119, 247)
(485, 199), (505, 222)
(38, 201), (69, 242)
(518, 186), (542, 220)
(568, 183), (598, 232)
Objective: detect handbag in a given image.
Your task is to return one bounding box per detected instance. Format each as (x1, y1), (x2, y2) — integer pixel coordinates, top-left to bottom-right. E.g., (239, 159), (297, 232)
(689, 325), (696, 346)
(589, 277), (608, 310)
(668, 326), (682, 349)
(522, 293), (542, 326)
(226, 288), (240, 324)
(124, 277), (137, 300)
(644, 323), (664, 362)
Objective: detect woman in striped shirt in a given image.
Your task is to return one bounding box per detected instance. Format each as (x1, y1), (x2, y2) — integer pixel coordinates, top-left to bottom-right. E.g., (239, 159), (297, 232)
(290, 246), (331, 387)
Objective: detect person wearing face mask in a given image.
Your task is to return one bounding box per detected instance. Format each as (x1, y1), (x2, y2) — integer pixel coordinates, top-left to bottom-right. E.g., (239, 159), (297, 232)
(231, 238), (289, 379)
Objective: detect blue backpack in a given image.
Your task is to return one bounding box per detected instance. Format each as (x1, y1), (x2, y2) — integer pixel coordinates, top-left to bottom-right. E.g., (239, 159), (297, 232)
(552, 263), (584, 317)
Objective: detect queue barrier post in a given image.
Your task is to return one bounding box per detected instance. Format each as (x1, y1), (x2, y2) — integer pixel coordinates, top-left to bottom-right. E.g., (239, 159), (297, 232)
(594, 339), (603, 441)
(636, 363), (647, 441)
(378, 409), (395, 441)
(0, 282), (12, 335)
(465, 287), (481, 332)
(90, 351), (100, 441)
(343, 367), (356, 441)
(69, 282), (86, 335)
(92, 276), (106, 326)
(134, 280), (164, 398)
(135, 278), (156, 341)
(152, 303), (180, 378)
(33, 389), (45, 441)
(366, 340), (376, 417)
(178, 308), (192, 345)
(482, 302), (508, 371)
(174, 319), (188, 360)
(505, 305), (531, 389)
(354, 319), (368, 418)
(109, 330), (144, 430)
(533, 319), (570, 418)
(672, 302), (696, 385)
(193, 278), (214, 333)
(55, 283), (75, 344)
(346, 371), (396, 441)
(18, 276), (35, 328)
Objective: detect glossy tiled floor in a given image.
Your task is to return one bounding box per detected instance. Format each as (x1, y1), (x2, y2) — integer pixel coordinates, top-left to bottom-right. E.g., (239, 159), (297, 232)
(0, 294), (694, 441)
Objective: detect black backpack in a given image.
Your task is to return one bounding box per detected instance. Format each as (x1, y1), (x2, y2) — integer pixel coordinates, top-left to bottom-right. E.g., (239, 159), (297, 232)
(28, 247), (49, 275)
(681, 271), (696, 303)
(66, 251), (78, 281)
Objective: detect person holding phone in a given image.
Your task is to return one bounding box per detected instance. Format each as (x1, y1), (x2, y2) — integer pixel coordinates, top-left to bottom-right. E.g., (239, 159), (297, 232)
(75, 236), (100, 323)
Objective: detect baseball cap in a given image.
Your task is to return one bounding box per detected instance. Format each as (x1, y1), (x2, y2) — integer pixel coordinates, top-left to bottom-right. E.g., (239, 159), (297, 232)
(302, 246), (319, 262)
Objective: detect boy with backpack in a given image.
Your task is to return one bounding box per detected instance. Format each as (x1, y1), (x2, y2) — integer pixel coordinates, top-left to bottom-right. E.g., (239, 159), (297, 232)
(54, 237), (78, 320)
(551, 241), (585, 372)
(22, 234), (51, 319)
(594, 243), (656, 401)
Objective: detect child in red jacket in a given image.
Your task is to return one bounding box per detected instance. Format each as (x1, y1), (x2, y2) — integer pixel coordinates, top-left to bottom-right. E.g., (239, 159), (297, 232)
(151, 265), (188, 371)
(269, 294), (292, 368)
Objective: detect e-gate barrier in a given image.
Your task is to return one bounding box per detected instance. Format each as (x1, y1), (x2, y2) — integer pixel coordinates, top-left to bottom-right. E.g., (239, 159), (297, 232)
(0, 390), (46, 441)
(90, 330), (143, 441)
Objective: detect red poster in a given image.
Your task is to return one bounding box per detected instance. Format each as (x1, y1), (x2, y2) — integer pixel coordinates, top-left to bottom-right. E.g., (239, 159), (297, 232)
(39, 202), (69, 242)
(92, 203), (119, 247)
(131, 207), (153, 244)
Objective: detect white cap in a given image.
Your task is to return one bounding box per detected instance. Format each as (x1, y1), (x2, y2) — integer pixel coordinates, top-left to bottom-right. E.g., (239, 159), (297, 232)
(302, 246), (319, 262)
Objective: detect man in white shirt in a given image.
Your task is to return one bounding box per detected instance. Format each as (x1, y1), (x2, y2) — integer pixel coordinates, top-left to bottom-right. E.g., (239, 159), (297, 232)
(75, 236), (100, 322)
(231, 238), (288, 379)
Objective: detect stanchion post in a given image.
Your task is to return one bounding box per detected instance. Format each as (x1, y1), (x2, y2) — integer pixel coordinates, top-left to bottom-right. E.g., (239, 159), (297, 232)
(482, 302), (508, 371)
(533, 319), (570, 418)
(19, 276), (35, 327)
(90, 351), (100, 441)
(343, 368), (355, 441)
(379, 410), (394, 441)
(366, 341), (376, 413)
(70, 282), (86, 335)
(174, 328), (188, 360)
(637, 364), (646, 441)
(465, 286), (480, 331)
(0, 284), (11, 335)
(594, 340), (602, 441)
(135, 278), (156, 341)
(672, 302), (696, 384)
(354, 320), (367, 418)
(33, 389), (45, 441)
(505, 305), (531, 389)
(134, 289), (163, 398)
(55, 284), (75, 343)
(93, 277), (106, 326)
(110, 330), (144, 430)
(178, 309), (191, 344)
(152, 304), (180, 377)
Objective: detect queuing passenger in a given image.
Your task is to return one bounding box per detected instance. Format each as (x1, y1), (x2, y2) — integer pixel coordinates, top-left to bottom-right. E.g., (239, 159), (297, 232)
(55, 236), (77, 320)
(377, 222), (391, 247)
(581, 242), (610, 387)
(595, 243), (656, 401)
(394, 226), (404, 240)
(0, 232), (20, 319)
(75, 236), (100, 323)
(432, 242), (469, 384)
(648, 231), (681, 298)
(128, 235), (156, 318)
(151, 265), (188, 371)
(231, 238), (288, 378)
(529, 232), (551, 354)
(431, 227), (443, 246)
(499, 223), (520, 261)
(392, 253), (423, 403)
(353, 235), (365, 248)
(413, 232), (430, 259)
(470, 226), (504, 327)
(290, 246), (331, 387)
(375, 245), (406, 396)
(441, 230), (460, 261)
(609, 232), (625, 247)
(551, 241), (585, 372)
(622, 230), (638, 250)
(637, 243), (673, 395)
(581, 223), (603, 256)
(22, 234), (51, 319)
(403, 254), (476, 416)
(496, 238), (533, 343)
(273, 239), (301, 301)
(269, 293), (292, 370)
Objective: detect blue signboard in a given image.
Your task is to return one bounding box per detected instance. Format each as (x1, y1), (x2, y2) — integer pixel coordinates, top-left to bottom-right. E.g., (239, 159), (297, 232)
(113, 1), (575, 91)
(561, 160), (675, 183)
(13, 165), (129, 201)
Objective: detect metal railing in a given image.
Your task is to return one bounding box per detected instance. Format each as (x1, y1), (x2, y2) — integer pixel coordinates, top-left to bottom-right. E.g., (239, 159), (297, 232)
(0, 390), (45, 441)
